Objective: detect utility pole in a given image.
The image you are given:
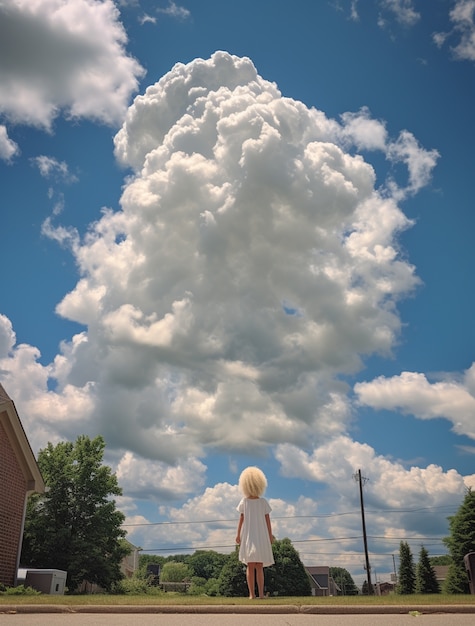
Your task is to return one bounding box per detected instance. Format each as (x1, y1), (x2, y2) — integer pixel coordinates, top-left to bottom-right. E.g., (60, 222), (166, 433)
(354, 469), (373, 594)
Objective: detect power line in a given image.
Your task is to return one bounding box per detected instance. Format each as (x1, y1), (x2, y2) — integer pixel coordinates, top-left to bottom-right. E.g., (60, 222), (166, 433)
(139, 535), (447, 554)
(122, 504), (458, 527)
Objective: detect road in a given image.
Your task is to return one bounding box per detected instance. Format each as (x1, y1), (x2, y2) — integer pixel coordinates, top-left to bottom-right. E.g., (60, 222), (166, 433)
(1, 613), (474, 625)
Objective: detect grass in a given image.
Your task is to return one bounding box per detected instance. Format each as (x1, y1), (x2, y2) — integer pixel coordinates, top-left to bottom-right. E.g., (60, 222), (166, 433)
(1, 593), (475, 607)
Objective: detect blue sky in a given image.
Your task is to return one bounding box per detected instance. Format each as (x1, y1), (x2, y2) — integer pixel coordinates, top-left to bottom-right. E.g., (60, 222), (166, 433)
(1, 0), (475, 587)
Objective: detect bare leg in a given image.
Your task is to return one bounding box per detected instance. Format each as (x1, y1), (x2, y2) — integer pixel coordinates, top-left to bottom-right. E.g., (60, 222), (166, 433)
(246, 563), (256, 598)
(255, 563), (265, 598)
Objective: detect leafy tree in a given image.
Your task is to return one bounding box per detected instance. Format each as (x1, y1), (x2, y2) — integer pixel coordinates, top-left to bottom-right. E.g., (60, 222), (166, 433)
(186, 550), (228, 580)
(217, 548), (248, 597)
(218, 538), (312, 597)
(443, 488), (475, 593)
(329, 567), (358, 595)
(265, 538), (312, 596)
(415, 546), (439, 594)
(397, 541), (415, 594)
(430, 555), (451, 566)
(160, 561), (191, 582)
(21, 435), (128, 592)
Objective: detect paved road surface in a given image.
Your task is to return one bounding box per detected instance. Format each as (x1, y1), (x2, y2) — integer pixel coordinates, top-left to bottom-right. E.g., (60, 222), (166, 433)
(1, 614), (474, 625)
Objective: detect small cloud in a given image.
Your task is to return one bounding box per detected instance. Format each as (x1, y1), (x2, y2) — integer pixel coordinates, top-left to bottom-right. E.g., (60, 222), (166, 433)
(432, 1), (475, 63)
(139, 13), (157, 25)
(379, 0), (420, 27)
(157, 1), (190, 20)
(449, 0), (475, 62)
(433, 31), (449, 48)
(0, 125), (20, 162)
(31, 155), (78, 183)
(41, 215), (79, 248)
(457, 444), (475, 456)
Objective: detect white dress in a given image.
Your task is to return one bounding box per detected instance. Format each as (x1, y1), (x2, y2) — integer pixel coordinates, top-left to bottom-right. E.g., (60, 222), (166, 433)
(237, 497), (274, 567)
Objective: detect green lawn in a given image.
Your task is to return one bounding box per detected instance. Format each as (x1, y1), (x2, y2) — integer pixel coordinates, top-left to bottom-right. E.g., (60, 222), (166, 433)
(1, 593), (475, 607)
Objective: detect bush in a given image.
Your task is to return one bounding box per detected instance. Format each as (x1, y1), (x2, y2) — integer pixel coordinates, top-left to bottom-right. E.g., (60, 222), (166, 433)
(0, 585), (41, 596)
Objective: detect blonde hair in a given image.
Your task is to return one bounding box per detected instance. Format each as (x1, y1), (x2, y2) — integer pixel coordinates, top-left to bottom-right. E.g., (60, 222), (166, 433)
(238, 466), (267, 498)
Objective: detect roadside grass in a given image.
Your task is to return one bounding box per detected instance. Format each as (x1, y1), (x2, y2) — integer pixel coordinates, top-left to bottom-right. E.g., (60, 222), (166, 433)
(1, 593), (475, 606)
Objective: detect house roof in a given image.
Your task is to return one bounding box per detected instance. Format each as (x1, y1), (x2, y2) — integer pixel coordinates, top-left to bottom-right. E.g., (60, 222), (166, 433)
(0, 384), (44, 494)
(306, 566), (330, 590)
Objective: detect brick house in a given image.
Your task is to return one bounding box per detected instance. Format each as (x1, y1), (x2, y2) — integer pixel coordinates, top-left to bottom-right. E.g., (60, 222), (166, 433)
(0, 384), (44, 587)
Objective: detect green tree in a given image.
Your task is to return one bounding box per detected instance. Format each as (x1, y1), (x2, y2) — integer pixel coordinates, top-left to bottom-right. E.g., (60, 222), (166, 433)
(186, 550), (228, 580)
(160, 561), (191, 582)
(21, 435), (128, 592)
(265, 538), (312, 596)
(443, 488), (475, 593)
(218, 539), (312, 597)
(217, 548), (248, 597)
(329, 567), (358, 595)
(415, 546), (439, 594)
(397, 541), (416, 594)
(430, 555), (451, 566)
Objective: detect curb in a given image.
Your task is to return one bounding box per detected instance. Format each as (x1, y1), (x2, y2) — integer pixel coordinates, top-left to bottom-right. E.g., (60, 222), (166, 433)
(1, 604), (475, 615)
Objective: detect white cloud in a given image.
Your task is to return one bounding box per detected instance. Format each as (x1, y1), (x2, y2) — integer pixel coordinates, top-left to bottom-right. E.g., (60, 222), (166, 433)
(31, 155), (78, 183)
(354, 364), (475, 439)
(379, 0), (420, 27)
(0, 52), (439, 508)
(386, 130), (440, 198)
(139, 13), (157, 25)
(340, 107), (388, 151)
(275, 436), (466, 541)
(450, 0), (475, 61)
(0, 125), (19, 161)
(350, 0), (359, 21)
(0, 0), (145, 129)
(433, 1), (475, 63)
(115, 451), (206, 500)
(0, 314), (16, 356)
(157, 1), (190, 20)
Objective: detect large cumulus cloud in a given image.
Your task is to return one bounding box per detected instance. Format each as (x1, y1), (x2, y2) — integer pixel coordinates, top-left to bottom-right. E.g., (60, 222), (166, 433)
(29, 50), (437, 464)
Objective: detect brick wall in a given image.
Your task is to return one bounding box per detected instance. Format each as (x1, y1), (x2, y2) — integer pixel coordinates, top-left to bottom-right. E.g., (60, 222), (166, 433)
(0, 418), (27, 587)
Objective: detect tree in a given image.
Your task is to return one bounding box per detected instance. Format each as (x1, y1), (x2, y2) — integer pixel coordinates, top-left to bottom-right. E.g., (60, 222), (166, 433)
(186, 550), (229, 580)
(397, 541), (415, 594)
(265, 538), (312, 596)
(21, 435), (128, 592)
(217, 548), (248, 597)
(443, 488), (475, 593)
(430, 555), (451, 566)
(329, 567), (358, 595)
(415, 546), (439, 594)
(160, 561), (191, 582)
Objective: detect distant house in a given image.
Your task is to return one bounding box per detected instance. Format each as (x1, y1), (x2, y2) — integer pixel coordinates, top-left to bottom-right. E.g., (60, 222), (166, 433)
(0, 384), (44, 587)
(433, 565), (449, 590)
(120, 541), (142, 579)
(305, 566), (340, 596)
